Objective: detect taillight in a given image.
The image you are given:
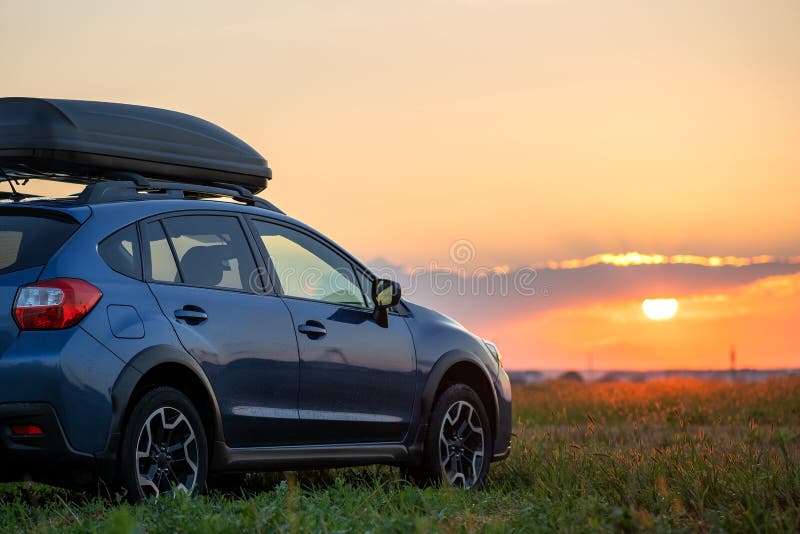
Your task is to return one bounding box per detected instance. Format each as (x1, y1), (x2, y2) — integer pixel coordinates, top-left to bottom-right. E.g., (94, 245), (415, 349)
(13, 278), (102, 330)
(11, 424), (45, 436)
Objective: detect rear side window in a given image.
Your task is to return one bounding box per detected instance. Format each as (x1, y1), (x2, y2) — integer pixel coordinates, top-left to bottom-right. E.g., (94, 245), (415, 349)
(99, 224), (142, 279)
(145, 221), (179, 283)
(0, 213), (78, 275)
(156, 215), (259, 292)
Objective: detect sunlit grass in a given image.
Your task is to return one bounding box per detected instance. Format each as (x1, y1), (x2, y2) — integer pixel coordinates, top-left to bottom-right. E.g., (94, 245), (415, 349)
(2, 377), (798, 532)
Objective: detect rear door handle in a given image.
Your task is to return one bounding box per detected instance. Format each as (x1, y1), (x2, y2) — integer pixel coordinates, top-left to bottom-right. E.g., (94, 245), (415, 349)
(298, 321), (327, 338)
(174, 306), (208, 325)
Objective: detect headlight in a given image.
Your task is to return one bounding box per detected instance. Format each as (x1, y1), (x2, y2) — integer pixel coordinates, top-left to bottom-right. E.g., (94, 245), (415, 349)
(483, 339), (502, 366)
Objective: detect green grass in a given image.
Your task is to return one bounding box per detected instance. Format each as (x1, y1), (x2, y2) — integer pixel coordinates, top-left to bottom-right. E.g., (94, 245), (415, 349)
(2, 377), (799, 532)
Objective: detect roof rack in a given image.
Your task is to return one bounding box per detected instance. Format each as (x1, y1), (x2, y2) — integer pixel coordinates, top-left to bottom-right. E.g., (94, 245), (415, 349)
(0, 168), (284, 213)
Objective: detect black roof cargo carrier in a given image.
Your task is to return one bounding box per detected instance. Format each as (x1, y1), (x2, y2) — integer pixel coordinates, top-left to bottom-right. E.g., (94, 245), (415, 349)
(0, 98), (271, 193)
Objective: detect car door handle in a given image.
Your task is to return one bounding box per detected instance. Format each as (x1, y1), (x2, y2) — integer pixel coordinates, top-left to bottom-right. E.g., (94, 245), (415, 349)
(174, 306), (208, 325)
(298, 321), (327, 338)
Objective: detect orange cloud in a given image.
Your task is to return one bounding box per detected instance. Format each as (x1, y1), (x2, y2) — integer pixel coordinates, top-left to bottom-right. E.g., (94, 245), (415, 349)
(543, 252), (800, 270)
(483, 272), (800, 371)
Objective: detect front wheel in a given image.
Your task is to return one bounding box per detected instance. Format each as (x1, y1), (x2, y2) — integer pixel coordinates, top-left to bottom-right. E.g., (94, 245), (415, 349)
(119, 387), (208, 502)
(415, 384), (492, 489)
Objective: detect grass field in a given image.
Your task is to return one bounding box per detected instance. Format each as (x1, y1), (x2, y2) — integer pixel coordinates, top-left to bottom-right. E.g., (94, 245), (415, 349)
(1, 377), (798, 532)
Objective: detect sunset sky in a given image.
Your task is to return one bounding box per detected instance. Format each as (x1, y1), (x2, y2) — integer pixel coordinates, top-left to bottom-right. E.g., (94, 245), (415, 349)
(2, 1), (799, 370)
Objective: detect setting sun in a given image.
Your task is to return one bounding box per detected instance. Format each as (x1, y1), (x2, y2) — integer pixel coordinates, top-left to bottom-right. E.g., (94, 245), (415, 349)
(642, 298), (679, 321)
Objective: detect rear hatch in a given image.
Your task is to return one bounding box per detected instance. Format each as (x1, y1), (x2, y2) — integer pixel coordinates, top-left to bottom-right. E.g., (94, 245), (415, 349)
(0, 207), (81, 355)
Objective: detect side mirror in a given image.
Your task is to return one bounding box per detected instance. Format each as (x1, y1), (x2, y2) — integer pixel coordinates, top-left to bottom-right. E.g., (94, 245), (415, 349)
(372, 278), (401, 328)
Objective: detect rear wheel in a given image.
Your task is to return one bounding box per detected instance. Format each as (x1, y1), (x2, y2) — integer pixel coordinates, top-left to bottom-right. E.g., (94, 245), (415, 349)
(412, 384), (492, 489)
(119, 387), (208, 502)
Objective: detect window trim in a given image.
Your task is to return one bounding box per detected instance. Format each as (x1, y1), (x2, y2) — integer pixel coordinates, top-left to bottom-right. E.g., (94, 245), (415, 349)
(138, 210), (272, 296)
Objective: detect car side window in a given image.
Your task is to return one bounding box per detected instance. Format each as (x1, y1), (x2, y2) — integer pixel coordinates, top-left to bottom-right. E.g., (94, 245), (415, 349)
(99, 224), (142, 280)
(252, 220), (367, 307)
(355, 269), (375, 308)
(145, 221), (179, 283)
(161, 215), (259, 292)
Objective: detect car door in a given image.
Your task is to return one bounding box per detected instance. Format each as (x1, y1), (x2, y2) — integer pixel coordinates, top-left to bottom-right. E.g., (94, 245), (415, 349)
(142, 213), (301, 447)
(250, 218), (417, 445)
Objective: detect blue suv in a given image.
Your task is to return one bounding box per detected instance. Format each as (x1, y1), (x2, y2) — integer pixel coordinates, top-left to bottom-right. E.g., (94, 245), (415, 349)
(0, 98), (511, 501)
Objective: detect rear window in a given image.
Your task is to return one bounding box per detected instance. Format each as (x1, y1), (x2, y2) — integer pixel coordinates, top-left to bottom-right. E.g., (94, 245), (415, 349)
(0, 214), (78, 275)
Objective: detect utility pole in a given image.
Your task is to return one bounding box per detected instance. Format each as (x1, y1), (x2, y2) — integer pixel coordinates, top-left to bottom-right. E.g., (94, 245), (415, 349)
(729, 345), (737, 381)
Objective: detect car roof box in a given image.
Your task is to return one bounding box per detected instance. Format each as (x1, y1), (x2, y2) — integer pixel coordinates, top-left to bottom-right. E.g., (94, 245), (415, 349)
(0, 98), (270, 193)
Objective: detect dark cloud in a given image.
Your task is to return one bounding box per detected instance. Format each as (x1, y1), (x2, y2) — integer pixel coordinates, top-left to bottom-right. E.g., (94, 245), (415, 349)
(367, 259), (800, 327)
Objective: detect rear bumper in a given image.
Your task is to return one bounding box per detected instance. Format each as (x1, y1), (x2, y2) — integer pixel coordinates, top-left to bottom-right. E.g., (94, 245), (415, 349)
(0, 327), (123, 456)
(0, 402), (97, 486)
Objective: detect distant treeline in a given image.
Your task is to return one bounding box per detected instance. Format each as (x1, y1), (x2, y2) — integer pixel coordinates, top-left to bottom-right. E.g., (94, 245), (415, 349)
(508, 368), (800, 384)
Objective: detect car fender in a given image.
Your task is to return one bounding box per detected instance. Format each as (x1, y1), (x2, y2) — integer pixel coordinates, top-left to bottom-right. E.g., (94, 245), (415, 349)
(98, 344), (224, 469)
(410, 349), (499, 460)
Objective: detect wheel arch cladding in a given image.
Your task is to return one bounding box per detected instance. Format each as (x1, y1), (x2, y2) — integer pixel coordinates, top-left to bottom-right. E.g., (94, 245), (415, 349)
(423, 352), (499, 441)
(112, 346), (223, 455)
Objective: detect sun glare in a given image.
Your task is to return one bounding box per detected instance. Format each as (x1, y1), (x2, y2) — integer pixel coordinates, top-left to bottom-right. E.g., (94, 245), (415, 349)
(642, 298), (678, 320)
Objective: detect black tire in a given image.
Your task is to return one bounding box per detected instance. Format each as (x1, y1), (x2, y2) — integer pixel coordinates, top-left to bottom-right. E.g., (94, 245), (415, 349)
(119, 387), (208, 503)
(413, 384), (492, 489)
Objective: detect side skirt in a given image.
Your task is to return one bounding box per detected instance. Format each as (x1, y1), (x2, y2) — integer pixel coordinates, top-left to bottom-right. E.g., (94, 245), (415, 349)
(211, 442), (409, 472)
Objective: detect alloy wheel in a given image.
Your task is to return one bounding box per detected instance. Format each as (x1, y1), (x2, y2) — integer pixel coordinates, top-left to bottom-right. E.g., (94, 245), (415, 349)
(135, 406), (199, 498)
(438, 400), (485, 488)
